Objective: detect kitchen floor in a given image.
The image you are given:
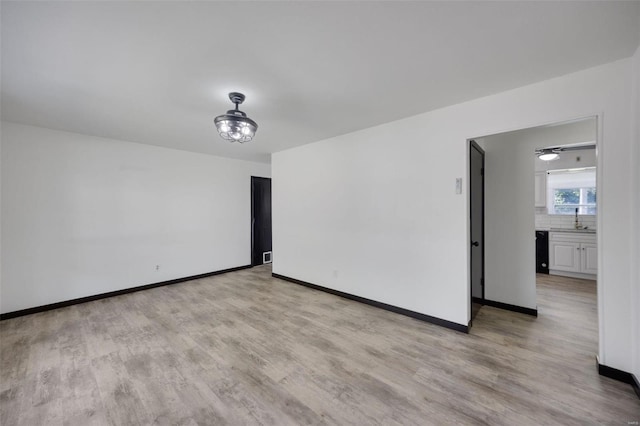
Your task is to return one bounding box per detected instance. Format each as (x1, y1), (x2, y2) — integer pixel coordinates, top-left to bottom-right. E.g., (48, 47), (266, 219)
(535, 273), (597, 330)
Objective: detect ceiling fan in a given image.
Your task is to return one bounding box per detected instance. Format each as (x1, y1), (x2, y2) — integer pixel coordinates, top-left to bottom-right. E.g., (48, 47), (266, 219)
(535, 144), (595, 161)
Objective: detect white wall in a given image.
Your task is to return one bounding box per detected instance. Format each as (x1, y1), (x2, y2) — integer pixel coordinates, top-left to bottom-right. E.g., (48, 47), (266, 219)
(0, 122), (2, 307)
(482, 132), (538, 309)
(480, 120), (596, 310)
(631, 45), (640, 380)
(273, 57), (637, 372)
(0, 122), (270, 314)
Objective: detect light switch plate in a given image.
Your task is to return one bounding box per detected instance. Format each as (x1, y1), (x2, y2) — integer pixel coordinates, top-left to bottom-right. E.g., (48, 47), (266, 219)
(455, 178), (462, 194)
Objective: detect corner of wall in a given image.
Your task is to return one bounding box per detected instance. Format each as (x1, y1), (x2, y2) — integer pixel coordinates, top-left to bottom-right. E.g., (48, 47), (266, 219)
(0, 121), (3, 309)
(631, 43), (640, 379)
(0, 122), (270, 314)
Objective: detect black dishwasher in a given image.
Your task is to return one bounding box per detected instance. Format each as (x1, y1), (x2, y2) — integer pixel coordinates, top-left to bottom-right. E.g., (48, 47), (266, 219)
(536, 230), (549, 274)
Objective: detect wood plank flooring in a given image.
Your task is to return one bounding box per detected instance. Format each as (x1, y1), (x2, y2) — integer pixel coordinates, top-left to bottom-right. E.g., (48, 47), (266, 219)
(1, 267), (638, 425)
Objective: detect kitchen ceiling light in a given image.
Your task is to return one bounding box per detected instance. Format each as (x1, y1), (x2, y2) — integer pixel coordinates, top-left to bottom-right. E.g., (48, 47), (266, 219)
(535, 144), (594, 161)
(214, 92), (258, 143)
(538, 152), (559, 161)
(536, 148), (560, 161)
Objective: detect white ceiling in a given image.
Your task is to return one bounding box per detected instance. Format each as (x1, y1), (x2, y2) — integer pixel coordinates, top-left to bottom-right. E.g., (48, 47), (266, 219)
(2, 1), (639, 163)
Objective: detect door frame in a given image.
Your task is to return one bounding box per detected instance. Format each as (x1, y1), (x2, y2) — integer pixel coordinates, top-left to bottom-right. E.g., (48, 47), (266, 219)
(469, 139), (485, 322)
(466, 113), (603, 362)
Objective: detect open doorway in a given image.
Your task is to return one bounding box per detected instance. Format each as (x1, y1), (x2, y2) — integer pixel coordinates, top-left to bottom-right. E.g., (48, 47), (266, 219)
(469, 140), (485, 323)
(251, 176), (272, 267)
(469, 116), (598, 329)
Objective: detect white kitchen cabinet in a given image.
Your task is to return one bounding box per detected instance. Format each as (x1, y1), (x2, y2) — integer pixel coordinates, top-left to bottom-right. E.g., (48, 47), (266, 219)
(534, 172), (547, 208)
(582, 243), (598, 275)
(534, 172), (547, 207)
(549, 231), (597, 279)
(549, 240), (581, 272)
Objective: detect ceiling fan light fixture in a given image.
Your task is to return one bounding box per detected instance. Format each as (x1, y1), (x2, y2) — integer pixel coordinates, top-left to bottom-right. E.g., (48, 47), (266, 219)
(214, 92), (258, 143)
(538, 152), (559, 161)
(537, 148), (560, 161)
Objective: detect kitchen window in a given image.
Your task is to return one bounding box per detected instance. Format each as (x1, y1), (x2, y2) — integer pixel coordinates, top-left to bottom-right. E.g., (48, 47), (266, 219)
(547, 168), (596, 215)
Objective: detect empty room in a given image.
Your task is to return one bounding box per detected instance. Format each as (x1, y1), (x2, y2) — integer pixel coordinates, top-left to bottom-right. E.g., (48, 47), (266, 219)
(1, 1), (639, 424)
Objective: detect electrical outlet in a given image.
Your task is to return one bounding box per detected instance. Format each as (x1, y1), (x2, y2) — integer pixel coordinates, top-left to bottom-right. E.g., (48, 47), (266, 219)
(156, 265), (160, 271)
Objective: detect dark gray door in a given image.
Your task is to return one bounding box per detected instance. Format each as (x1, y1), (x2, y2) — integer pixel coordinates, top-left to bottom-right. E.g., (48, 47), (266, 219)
(470, 140), (485, 321)
(251, 177), (272, 266)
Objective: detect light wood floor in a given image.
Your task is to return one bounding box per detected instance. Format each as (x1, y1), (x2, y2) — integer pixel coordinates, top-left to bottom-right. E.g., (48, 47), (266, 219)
(1, 267), (638, 425)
